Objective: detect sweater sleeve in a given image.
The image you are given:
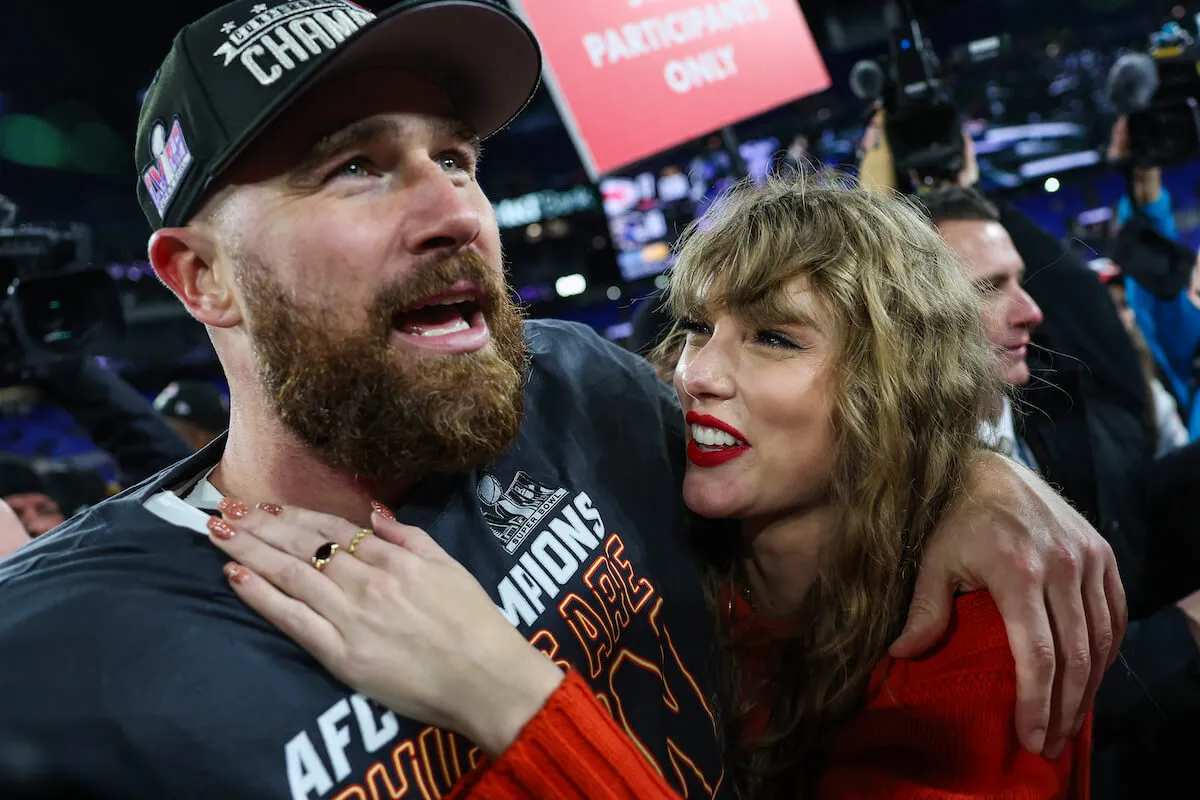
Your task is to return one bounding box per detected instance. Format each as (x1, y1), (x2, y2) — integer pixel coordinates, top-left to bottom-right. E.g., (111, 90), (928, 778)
(448, 670), (685, 800)
(818, 593), (1091, 800)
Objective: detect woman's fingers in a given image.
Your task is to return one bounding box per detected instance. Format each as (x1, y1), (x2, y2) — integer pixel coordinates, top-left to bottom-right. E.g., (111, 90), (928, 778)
(207, 515), (349, 621)
(224, 562), (345, 665)
(370, 513), (448, 561)
(220, 500), (392, 573)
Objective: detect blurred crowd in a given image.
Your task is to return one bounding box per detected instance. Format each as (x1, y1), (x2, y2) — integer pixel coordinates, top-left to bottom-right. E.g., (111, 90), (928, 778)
(0, 372), (227, 556)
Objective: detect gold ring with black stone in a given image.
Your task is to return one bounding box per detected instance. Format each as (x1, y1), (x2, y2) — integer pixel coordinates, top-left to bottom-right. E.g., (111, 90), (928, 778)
(311, 542), (339, 571)
(348, 528), (373, 556)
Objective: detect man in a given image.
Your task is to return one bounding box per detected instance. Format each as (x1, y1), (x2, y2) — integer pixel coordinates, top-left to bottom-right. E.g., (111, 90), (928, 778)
(0, 458), (65, 539)
(153, 380), (230, 450)
(921, 189), (1046, 466)
(924, 186), (1200, 800)
(860, 110), (1153, 442)
(0, 3), (1120, 799)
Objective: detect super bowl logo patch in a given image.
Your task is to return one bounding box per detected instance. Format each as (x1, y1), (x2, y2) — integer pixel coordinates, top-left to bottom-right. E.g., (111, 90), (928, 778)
(478, 471), (568, 555)
(141, 120), (194, 219)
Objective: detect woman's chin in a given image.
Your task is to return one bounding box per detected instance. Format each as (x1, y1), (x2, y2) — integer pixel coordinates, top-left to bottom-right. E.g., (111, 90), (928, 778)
(682, 479), (742, 520)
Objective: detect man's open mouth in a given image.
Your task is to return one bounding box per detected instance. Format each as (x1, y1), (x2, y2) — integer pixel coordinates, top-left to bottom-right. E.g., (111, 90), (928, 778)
(389, 284), (493, 354)
(393, 293), (484, 337)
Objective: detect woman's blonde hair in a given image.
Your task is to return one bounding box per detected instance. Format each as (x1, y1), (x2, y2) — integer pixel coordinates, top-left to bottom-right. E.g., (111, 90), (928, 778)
(664, 173), (1000, 797)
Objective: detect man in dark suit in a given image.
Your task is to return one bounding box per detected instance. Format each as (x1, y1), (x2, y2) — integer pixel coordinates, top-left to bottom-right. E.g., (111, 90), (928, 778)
(921, 185), (1200, 800)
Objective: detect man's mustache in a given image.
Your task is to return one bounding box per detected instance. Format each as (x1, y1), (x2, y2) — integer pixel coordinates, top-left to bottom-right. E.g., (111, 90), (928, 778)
(372, 251), (503, 323)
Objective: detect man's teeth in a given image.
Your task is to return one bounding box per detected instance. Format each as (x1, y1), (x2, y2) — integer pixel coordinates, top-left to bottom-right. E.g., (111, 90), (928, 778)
(418, 318), (471, 337)
(418, 294), (474, 308)
(691, 425), (742, 447)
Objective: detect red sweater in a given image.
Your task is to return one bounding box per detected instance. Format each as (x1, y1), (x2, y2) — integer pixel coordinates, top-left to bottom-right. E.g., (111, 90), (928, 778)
(450, 592), (1091, 799)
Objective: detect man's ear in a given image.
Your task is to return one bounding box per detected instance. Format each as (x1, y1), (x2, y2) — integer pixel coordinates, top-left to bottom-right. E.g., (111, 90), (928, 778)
(148, 225), (241, 329)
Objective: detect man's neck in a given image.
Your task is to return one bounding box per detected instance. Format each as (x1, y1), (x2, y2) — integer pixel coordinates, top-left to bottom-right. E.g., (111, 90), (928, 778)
(207, 402), (412, 529)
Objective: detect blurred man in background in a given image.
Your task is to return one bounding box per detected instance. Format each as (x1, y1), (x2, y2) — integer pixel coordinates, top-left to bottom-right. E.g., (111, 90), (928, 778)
(0, 458), (65, 539)
(153, 380), (229, 451)
(923, 185), (1200, 800)
(860, 110), (1153, 456)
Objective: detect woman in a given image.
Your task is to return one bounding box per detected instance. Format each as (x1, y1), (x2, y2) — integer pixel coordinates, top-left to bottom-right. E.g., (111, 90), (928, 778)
(212, 176), (1092, 797)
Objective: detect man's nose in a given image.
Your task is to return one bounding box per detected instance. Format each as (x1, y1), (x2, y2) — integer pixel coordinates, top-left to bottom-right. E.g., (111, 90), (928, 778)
(1012, 288), (1044, 331)
(399, 165), (482, 257)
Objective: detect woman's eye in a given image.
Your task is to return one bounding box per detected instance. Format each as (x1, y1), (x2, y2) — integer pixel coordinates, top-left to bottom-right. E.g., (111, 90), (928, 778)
(755, 330), (802, 349)
(678, 317), (711, 336)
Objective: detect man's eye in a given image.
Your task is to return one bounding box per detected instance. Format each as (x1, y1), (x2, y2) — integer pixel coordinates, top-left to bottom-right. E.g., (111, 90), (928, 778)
(437, 149), (474, 174)
(330, 157), (377, 180)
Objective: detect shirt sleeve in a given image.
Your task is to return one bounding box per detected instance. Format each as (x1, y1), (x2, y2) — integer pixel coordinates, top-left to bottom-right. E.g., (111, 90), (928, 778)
(1118, 190), (1178, 240)
(448, 671), (685, 800)
(818, 593), (1090, 799)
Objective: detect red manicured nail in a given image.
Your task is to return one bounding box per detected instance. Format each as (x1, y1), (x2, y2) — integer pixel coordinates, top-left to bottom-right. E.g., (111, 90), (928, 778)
(207, 516), (237, 540)
(218, 498), (250, 519)
(224, 563), (250, 585)
(370, 501), (395, 521)
(257, 503), (283, 516)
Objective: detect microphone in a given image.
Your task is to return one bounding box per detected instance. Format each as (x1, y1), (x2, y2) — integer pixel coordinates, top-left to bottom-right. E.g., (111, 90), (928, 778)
(850, 60), (886, 101)
(1106, 52), (1159, 115)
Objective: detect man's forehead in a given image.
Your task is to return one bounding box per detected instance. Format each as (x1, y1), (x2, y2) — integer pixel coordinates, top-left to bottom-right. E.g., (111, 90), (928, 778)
(941, 220), (1019, 269)
(216, 71), (477, 188)
(301, 113), (478, 157)
(4, 492), (53, 504)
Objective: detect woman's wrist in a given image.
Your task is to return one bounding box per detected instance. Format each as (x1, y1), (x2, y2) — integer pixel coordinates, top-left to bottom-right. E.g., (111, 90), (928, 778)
(460, 645), (567, 757)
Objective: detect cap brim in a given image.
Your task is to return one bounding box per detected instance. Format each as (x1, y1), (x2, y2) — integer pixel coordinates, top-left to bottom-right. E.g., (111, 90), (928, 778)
(207, 0), (541, 190)
(324, 0), (542, 138)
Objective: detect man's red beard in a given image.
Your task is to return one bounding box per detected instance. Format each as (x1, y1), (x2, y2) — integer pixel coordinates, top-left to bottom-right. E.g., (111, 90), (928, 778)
(238, 251), (527, 483)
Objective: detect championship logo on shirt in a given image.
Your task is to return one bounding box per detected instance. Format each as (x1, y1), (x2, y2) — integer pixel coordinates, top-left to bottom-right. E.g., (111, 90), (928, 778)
(141, 119), (194, 218)
(212, 0), (374, 87)
(477, 471), (567, 554)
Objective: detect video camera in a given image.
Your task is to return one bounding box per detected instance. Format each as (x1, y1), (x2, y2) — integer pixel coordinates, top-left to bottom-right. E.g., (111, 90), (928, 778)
(1107, 22), (1200, 168)
(0, 205), (125, 385)
(851, 16), (1009, 186)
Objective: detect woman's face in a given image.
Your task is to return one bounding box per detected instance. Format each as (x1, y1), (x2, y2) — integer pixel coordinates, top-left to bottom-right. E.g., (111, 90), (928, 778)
(673, 278), (839, 521)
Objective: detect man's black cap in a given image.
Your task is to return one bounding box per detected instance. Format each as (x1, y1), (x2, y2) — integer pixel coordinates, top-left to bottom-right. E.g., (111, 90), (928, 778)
(154, 381), (231, 435)
(0, 458), (50, 501)
(136, 0), (542, 230)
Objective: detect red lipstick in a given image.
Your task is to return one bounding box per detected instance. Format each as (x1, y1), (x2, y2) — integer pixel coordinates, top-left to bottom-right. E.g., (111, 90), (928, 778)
(685, 413), (748, 441)
(685, 412), (750, 467)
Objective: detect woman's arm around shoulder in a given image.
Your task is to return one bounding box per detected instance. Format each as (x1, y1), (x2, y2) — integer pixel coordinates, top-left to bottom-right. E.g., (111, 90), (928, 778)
(449, 670), (689, 800)
(820, 592), (1092, 800)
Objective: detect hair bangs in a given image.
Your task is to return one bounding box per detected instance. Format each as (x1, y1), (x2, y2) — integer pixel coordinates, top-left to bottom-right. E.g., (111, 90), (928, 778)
(668, 178), (847, 331)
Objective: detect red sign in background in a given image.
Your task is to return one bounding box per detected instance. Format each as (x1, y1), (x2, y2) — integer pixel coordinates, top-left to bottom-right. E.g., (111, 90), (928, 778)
(506, 0), (831, 178)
